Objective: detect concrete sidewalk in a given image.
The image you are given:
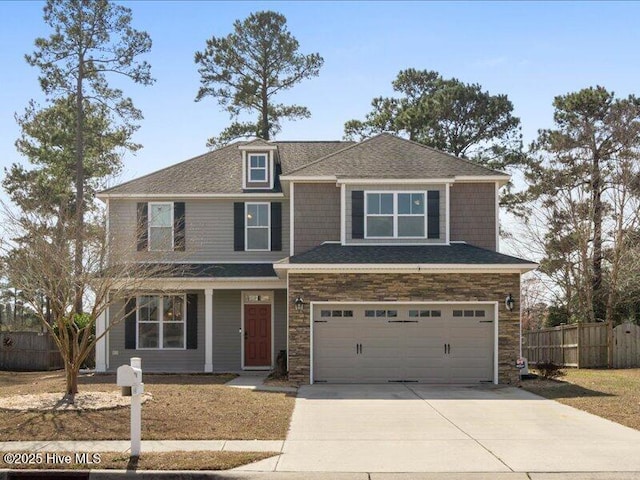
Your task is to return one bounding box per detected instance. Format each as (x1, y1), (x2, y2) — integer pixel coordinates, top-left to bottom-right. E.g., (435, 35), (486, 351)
(2, 470), (640, 479)
(225, 372), (297, 394)
(0, 439), (282, 453)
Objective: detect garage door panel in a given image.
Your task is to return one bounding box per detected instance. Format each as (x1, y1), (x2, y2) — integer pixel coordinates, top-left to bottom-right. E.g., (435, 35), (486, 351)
(313, 304), (495, 384)
(447, 313), (494, 383)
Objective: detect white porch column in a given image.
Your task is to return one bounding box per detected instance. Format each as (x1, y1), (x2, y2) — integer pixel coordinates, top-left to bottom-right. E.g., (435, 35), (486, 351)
(204, 288), (213, 372)
(95, 310), (107, 372)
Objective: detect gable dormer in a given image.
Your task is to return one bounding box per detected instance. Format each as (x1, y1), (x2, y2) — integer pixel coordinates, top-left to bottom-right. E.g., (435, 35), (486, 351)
(239, 140), (278, 190)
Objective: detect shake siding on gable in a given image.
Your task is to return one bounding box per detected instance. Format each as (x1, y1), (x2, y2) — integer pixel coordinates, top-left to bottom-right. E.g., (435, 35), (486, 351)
(344, 184), (447, 244)
(449, 183), (496, 250)
(293, 183), (341, 255)
(109, 199), (290, 263)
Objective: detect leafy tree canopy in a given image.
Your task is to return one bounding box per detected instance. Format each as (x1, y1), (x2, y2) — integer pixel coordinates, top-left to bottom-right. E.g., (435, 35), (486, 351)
(344, 69), (524, 168)
(195, 10), (323, 147)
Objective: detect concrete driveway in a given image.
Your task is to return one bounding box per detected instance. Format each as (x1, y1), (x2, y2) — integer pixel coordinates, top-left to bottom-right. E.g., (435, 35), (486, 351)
(274, 384), (640, 473)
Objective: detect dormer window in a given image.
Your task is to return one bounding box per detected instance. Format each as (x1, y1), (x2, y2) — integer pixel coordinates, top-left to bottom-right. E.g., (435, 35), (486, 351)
(249, 154), (268, 182)
(240, 147), (276, 190)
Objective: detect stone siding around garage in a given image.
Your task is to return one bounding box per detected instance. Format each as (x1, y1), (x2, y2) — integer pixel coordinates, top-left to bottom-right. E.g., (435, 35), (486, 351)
(287, 272), (521, 385)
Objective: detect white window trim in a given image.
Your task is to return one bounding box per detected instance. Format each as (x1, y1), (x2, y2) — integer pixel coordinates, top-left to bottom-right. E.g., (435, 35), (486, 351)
(242, 151), (275, 190)
(364, 191), (429, 239)
(245, 202), (271, 252)
(148, 202), (174, 251)
(248, 153), (268, 183)
(136, 294), (186, 350)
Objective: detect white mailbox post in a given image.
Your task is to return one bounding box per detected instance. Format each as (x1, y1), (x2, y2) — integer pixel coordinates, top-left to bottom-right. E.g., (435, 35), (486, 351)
(117, 357), (143, 456)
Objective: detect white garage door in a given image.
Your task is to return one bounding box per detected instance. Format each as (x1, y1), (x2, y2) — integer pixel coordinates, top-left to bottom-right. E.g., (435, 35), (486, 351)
(313, 304), (495, 384)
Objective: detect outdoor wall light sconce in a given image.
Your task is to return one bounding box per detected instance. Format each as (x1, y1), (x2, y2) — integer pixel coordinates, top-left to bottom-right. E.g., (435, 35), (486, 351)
(505, 293), (515, 311)
(294, 296), (305, 312)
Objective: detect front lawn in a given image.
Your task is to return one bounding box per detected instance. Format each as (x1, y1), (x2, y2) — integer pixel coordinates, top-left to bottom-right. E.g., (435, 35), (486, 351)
(0, 451), (276, 471)
(521, 368), (640, 430)
(0, 371), (296, 441)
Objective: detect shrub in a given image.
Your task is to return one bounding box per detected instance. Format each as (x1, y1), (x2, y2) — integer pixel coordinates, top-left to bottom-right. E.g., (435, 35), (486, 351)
(535, 361), (565, 379)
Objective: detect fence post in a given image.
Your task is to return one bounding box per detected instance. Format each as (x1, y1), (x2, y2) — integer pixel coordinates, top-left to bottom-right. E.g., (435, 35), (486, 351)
(576, 322), (581, 368)
(561, 324), (565, 366)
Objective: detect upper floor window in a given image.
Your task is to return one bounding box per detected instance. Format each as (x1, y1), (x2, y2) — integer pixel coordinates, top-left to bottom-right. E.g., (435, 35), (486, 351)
(246, 202), (270, 251)
(365, 192), (425, 238)
(149, 202), (173, 250)
(248, 154), (268, 182)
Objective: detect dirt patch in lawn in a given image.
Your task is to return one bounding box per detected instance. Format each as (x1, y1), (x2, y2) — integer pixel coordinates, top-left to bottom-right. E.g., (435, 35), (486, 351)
(0, 371), (296, 441)
(0, 391), (151, 411)
(0, 451), (276, 470)
(521, 368), (640, 431)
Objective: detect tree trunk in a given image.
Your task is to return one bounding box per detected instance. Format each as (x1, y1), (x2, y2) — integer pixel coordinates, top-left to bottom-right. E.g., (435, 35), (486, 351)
(261, 78), (269, 140)
(74, 56), (85, 316)
(591, 153), (604, 323)
(65, 361), (79, 400)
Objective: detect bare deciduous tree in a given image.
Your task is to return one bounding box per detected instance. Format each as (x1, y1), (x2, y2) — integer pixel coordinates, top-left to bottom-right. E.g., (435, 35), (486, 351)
(1, 205), (169, 400)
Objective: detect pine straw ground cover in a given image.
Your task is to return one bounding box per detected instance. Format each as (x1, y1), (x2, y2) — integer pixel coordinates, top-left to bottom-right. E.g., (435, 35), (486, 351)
(0, 451), (277, 471)
(0, 371), (296, 441)
(521, 368), (640, 431)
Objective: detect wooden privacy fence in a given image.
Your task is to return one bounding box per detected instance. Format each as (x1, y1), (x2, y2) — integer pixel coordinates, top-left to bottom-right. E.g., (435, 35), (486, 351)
(523, 322), (640, 368)
(614, 323), (640, 368)
(0, 331), (63, 371)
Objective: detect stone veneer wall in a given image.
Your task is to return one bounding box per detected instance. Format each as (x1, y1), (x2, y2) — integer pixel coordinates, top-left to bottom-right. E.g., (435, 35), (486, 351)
(287, 272), (521, 385)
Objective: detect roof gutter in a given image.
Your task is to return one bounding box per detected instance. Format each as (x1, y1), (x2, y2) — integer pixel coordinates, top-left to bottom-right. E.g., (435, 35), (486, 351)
(279, 175), (510, 186)
(274, 262), (539, 274)
(96, 192), (286, 200)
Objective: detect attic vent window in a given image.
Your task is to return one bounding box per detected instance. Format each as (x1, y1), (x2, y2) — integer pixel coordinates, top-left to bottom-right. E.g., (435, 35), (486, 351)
(248, 154), (267, 182)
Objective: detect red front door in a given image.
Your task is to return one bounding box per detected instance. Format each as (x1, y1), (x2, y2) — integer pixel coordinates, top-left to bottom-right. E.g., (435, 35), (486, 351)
(244, 304), (271, 367)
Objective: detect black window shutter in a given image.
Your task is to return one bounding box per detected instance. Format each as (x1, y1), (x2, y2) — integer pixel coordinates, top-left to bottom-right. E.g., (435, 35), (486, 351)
(186, 293), (198, 349)
(271, 202), (282, 251)
(174, 202), (186, 251)
(233, 202), (245, 251)
(427, 191), (440, 239)
(124, 298), (137, 349)
(136, 203), (148, 251)
(352, 191), (364, 239)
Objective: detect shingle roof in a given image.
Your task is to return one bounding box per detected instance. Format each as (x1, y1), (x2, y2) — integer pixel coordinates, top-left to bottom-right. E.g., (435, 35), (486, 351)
(284, 133), (506, 179)
(101, 141), (353, 195)
(288, 243), (535, 265)
(146, 263), (277, 278)
(100, 133), (506, 196)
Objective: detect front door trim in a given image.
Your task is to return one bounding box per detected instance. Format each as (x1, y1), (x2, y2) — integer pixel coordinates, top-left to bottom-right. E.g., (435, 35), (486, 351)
(241, 290), (274, 370)
(310, 300), (499, 385)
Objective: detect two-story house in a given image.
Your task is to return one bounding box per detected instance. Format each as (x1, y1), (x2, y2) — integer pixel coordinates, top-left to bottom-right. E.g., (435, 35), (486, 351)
(95, 133), (537, 385)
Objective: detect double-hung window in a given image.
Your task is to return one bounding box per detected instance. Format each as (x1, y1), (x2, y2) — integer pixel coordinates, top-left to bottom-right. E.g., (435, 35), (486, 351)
(366, 193), (394, 237)
(397, 193), (425, 237)
(148, 202), (173, 250)
(137, 294), (185, 349)
(365, 192), (426, 238)
(248, 154), (267, 182)
(246, 202), (270, 250)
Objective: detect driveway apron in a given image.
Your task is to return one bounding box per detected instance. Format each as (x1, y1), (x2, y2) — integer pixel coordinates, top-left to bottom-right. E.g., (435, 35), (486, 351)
(276, 384), (640, 473)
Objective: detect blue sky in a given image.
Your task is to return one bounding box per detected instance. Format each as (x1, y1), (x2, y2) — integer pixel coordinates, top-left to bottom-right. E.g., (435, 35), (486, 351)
(1, 1), (640, 188)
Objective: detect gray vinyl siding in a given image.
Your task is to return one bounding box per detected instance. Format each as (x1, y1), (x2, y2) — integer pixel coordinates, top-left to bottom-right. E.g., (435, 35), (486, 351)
(450, 183), (496, 250)
(212, 290), (242, 372)
(107, 288), (287, 373)
(293, 183), (341, 255)
(107, 291), (205, 373)
(273, 289), (287, 357)
(108, 198), (289, 263)
(345, 184), (446, 244)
